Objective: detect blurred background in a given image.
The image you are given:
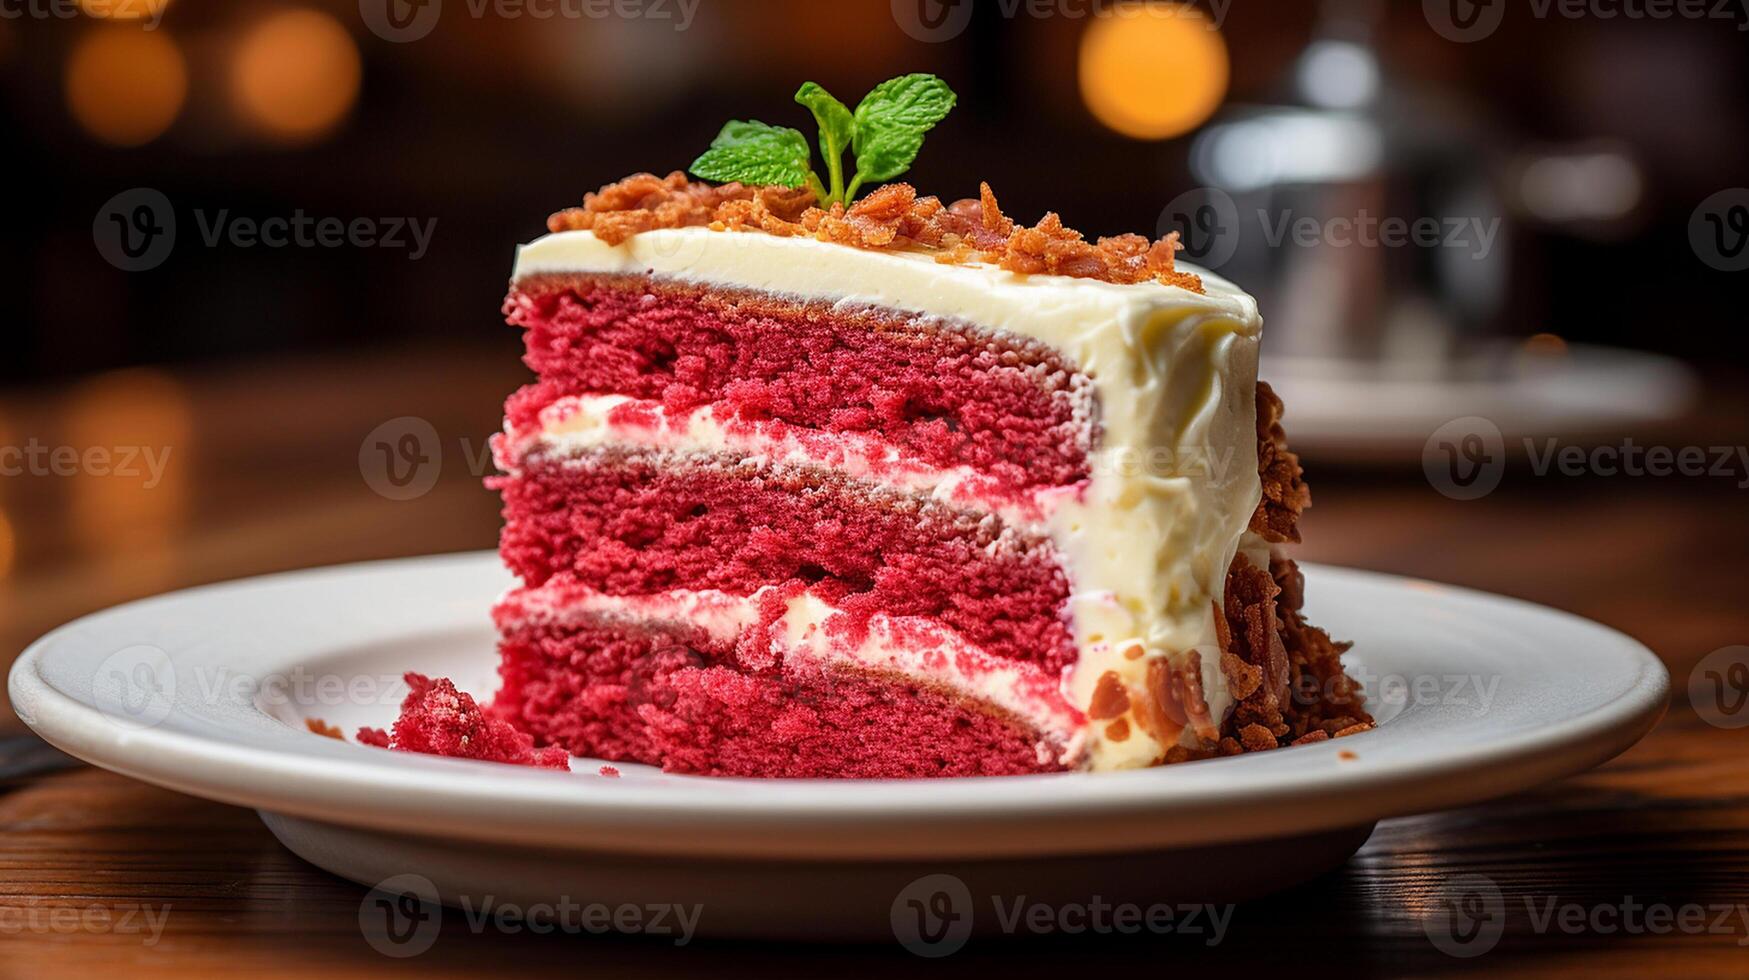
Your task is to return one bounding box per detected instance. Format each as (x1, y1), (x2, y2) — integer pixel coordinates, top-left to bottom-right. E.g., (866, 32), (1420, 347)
(2, 0), (1747, 719)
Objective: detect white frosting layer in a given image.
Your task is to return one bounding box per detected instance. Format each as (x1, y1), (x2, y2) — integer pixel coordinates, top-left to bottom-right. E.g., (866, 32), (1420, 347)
(497, 582), (1087, 765)
(511, 228), (1263, 769)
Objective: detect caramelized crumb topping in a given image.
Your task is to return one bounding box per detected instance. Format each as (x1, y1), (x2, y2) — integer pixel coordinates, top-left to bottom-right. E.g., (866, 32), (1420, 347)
(547, 171), (1204, 292)
(1250, 380), (1311, 545)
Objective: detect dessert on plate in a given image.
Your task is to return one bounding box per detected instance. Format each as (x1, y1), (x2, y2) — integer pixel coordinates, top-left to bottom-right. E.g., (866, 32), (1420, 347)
(369, 75), (1371, 776)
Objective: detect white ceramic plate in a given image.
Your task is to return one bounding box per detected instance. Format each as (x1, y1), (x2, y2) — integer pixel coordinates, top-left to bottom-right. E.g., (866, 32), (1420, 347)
(8, 553), (1667, 939)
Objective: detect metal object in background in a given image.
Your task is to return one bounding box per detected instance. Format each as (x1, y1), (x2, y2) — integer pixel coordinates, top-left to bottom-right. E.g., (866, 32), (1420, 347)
(1188, 0), (1509, 365)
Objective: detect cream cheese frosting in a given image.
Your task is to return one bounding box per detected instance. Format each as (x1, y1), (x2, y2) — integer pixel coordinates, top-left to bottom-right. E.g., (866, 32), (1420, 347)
(511, 228), (1263, 770)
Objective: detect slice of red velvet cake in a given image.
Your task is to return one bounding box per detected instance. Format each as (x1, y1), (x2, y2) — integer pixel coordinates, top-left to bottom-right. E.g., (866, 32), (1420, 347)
(482, 171), (1371, 777)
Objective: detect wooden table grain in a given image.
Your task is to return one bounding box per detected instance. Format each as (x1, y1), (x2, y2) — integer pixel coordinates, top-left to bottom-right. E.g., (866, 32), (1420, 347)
(2, 350), (1746, 978)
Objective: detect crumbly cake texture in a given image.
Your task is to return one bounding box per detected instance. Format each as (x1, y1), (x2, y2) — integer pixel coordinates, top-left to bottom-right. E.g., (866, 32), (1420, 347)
(548, 172), (1205, 292)
(355, 673), (570, 770)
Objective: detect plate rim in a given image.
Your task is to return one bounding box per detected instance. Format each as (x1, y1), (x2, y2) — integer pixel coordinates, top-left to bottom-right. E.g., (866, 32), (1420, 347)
(8, 552), (1670, 860)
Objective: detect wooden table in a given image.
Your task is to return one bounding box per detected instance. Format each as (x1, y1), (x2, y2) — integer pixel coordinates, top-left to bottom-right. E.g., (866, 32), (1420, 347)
(3, 350), (1746, 977)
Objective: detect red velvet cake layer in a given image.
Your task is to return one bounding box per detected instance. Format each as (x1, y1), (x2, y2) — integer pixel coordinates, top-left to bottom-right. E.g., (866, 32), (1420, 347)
(493, 612), (1060, 778)
(504, 274), (1094, 493)
(493, 450), (1076, 672)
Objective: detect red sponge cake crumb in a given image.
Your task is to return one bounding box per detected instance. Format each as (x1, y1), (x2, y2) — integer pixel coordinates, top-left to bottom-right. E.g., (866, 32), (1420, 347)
(357, 673), (569, 771)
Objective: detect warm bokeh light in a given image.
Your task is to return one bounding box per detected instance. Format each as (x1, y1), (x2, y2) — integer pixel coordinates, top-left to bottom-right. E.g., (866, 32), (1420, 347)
(65, 28), (188, 147)
(231, 9), (361, 143)
(75, 0), (172, 21)
(1078, 4), (1229, 141)
(1524, 332), (1569, 356)
(0, 508), (14, 581)
(63, 369), (192, 589)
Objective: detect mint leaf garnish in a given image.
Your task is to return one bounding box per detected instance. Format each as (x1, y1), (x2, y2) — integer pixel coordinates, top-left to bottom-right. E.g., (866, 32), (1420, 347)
(849, 74), (956, 197)
(794, 82), (855, 207)
(689, 120), (818, 192)
(689, 74), (957, 208)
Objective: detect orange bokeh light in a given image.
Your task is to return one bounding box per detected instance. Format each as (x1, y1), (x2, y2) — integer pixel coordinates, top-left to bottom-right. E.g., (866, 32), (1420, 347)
(231, 9), (361, 143)
(1078, 3), (1229, 141)
(63, 368), (191, 563)
(0, 508), (14, 580)
(65, 28), (188, 146)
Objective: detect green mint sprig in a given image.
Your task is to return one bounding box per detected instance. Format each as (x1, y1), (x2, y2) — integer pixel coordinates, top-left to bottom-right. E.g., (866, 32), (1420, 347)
(690, 73), (956, 209)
